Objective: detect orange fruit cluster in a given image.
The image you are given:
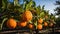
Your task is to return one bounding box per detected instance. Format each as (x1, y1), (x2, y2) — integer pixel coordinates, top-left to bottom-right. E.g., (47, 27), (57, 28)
(37, 18), (43, 30)
(6, 10), (54, 30)
(6, 10), (33, 29)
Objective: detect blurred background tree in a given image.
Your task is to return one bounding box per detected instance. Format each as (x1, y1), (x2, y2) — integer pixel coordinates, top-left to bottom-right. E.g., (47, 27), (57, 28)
(54, 0), (60, 27)
(55, 0), (60, 15)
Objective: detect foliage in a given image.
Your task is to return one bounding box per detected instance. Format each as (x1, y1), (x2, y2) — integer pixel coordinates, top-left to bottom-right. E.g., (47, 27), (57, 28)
(54, 0), (60, 15)
(0, 0), (56, 30)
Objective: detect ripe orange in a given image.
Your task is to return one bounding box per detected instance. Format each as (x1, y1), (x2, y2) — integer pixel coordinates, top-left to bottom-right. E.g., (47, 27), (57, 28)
(44, 22), (48, 27)
(49, 23), (53, 27)
(7, 18), (17, 29)
(28, 24), (34, 29)
(22, 10), (33, 21)
(18, 21), (27, 27)
(38, 18), (43, 24)
(37, 24), (43, 30)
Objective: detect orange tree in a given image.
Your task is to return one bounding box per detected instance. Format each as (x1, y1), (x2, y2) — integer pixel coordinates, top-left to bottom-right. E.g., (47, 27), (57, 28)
(0, 0), (56, 31)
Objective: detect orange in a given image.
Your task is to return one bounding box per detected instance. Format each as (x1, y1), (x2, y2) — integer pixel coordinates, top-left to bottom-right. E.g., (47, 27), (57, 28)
(49, 23), (53, 27)
(18, 21), (27, 27)
(28, 24), (34, 29)
(22, 10), (33, 21)
(37, 24), (43, 30)
(7, 18), (17, 29)
(44, 22), (48, 27)
(38, 18), (43, 24)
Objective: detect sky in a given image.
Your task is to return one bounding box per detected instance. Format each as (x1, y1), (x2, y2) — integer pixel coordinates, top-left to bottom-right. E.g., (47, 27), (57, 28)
(34, 0), (58, 14)
(8, 0), (58, 14)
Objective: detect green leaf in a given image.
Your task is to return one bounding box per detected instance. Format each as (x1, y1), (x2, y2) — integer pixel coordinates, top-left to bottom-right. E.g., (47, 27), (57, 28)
(41, 5), (45, 10)
(29, 21), (33, 24)
(35, 7), (40, 16)
(0, 18), (8, 30)
(2, 0), (7, 9)
(26, 1), (33, 10)
(25, 0), (36, 10)
(34, 21), (37, 29)
(40, 12), (45, 18)
(1, 15), (7, 19)
(14, 0), (20, 6)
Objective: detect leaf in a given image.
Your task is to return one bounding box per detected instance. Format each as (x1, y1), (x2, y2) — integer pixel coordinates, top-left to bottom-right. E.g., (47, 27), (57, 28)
(1, 15), (7, 19)
(2, 0), (7, 8)
(14, 0), (19, 6)
(40, 12), (45, 18)
(35, 7), (40, 16)
(34, 21), (37, 29)
(41, 5), (45, 10)
(26, 1), (33, 10)
(29, 21), (33, 24)
(0, 18), (8, 30)
(25, 0), (35, 10)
